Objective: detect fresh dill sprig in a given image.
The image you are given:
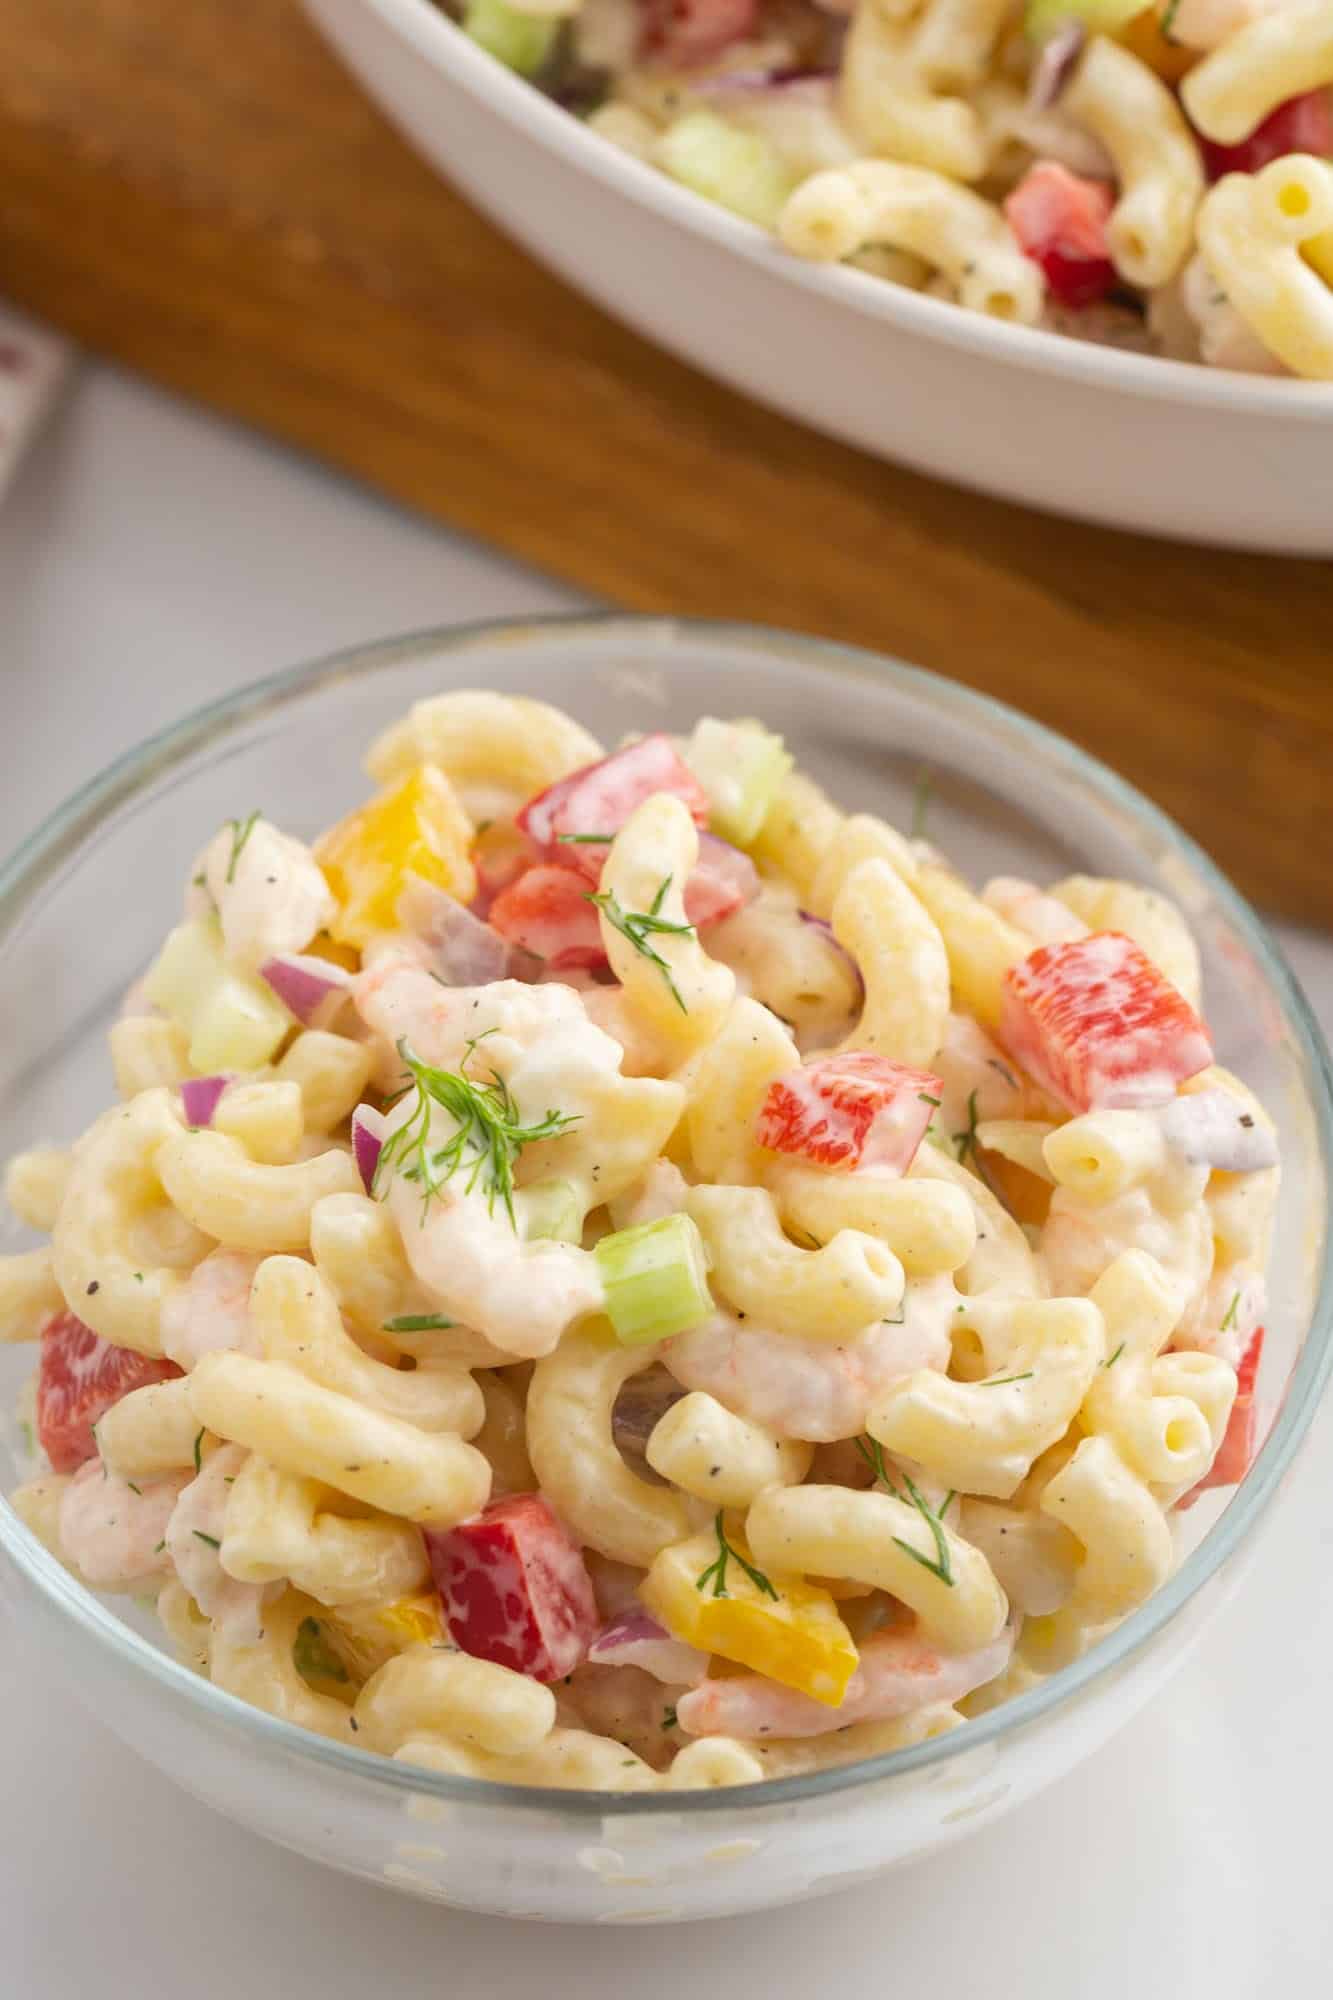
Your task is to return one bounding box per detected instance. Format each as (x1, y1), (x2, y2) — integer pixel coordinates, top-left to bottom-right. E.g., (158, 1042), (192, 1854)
(662, 1705), (678, 1731)
(893, 1474), (955, 1588)
(855, 1434), (893, 1487)
(986, 1058), (1019, 1090)
(374, 1037), (579, 1228)
(556, 831), (616, 844)
(1160, 0), (1183, 40)
(695, 1512), (778, 1600)
(382, 1312), (456, 1333)
(1104, 1340), (1126, 1370)
(587, 877), (696, 1014)
(918, 1092), (942, 1108)
(193, 1531), (222, 1550)
(193, 1429), (204, 1475)
(1221, 1291), (1241, 1334)
(224, 810), (262, 884)
(983, 1372), (1034, 1387)
(855, 1439), (955, 1587)
(953, 1088), (982, 1168)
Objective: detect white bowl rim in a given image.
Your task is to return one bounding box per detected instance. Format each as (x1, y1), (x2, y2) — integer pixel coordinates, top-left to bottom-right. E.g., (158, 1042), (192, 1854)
(329, 0), (1333, 421)
(2, 610), (1331, 1820)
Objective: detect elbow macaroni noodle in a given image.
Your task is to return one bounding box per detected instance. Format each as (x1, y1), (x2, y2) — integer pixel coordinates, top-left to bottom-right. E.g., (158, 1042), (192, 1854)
(1, 696), (1274, 1789)
(487, 0), (1333, 380)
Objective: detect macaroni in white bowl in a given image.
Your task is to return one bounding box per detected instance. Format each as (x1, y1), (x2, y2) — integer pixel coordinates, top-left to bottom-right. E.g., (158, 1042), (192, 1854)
(445, 0), (1333, 377)
(0, 692), (1276, 1790)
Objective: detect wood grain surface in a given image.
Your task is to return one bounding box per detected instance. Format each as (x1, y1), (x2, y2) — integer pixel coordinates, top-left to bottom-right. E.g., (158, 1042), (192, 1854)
(2, 0), (1330, 920)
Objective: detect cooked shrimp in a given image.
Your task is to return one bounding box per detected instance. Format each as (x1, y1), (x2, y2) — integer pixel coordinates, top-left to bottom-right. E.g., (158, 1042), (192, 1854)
(57, 1460), (189, 1589)
(677, 1623), (1016, 1739)
(982, 876), (1089, 948)
(165, 1442), (276, 1645)
(1040, 1184), (1213, 1310)
(353, 957), (585, 1076)
(159, 1248), (264, 1370)
(663, 1274), (957, 1442)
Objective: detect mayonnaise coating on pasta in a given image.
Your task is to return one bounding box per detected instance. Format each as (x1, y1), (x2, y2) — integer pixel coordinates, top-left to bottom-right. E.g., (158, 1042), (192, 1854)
(2, 697), (1275, 1789)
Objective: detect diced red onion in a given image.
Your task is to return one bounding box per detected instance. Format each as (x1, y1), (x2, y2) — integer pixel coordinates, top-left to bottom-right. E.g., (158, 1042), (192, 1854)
(797, 908), (866, 1000)
(396, 874), (515, 986)
(588, 1608), (710, 1686)
(351, 1104), (386, 1193)
(1157, 1091), (1279, 1175)
(180, 1075), (231, 1129)
(260, 953), (353, 1027)
(1028, 20), (1086, 114)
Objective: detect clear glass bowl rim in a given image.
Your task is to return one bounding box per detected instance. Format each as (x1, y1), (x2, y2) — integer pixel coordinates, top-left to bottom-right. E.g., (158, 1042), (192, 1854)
(2, 610), (1330, 1819)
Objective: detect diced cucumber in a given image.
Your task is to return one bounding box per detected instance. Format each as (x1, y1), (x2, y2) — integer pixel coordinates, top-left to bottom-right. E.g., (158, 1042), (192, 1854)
(188, 974), (292, 1072)
(685, 718), (794, 848)
(657, 113), (795, 232)
(595, 1212), (714, 1347)
(144, 918), (291, 1072)
(463, 0), (559, 77)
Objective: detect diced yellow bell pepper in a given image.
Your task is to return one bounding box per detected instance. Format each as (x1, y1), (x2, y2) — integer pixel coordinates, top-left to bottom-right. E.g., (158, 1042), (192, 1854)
(642, 1521), (858, 1708)
(315, 765), (476, 949)
(322, 1590), (447, 1684)
(305, 929), (361, 974)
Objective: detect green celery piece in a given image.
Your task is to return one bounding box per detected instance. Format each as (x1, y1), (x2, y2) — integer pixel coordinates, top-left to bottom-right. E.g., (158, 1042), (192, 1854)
(463, 0), (559, 77)
(656, 113), (795, 232)
(685, 718), (793, 847)
(594, 1212), (714, 1347)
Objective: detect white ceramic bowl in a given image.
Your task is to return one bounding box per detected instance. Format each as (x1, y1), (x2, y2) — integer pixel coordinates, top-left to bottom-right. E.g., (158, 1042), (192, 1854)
(303, 0), (1333, 555)
(1, 615), (1331, 1921)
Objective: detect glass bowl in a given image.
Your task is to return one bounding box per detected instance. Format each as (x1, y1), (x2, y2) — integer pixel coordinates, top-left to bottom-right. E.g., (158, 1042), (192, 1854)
(1, 614), (1329, 1924)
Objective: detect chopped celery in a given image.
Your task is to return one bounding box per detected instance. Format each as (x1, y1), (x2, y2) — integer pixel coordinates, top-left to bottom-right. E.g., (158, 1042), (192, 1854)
(520, 1177), (585, 1244)
(463, 0), (559, 77)
(685, 719), (793, 848)
(1024, 0), (1145, 39)
(144, 918), (292, 1073)
(656, 113), (794, 232)
(595, 1212), (714, 1346)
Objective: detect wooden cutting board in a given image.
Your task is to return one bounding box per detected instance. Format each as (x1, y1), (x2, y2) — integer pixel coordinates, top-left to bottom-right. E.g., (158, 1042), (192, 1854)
(2, 0), (1330, 921)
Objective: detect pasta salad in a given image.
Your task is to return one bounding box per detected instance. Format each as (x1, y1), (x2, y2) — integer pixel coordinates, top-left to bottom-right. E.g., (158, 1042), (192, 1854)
(447, 0), (1333, 379)
(1, 694), (1276, 1791)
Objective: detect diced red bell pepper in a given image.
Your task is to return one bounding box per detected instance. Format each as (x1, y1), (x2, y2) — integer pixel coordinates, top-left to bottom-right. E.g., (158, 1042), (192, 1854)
(424, 1493), (600, 1683)
(36, 1310), (182, 1474)
(639, 0), (758, 66)
(1003, 161), (1118, 310)
(517, 735), (710, 884)
(1179, 1326), (1264, 1509)
(1195, 91), (1333, 183)
(489, 864), (607, 971)
(755, 1051), (943, 1172)
(999, 931), (1212, 1113)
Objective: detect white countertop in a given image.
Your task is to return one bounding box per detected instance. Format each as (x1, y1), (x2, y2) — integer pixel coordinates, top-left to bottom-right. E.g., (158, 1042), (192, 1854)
(4, 365), (1331, 2000)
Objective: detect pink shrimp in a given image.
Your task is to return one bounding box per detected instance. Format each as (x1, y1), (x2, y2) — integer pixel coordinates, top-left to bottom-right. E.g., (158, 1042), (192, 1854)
(1041, 1184), (1213, 1306)
(664, 1274), (957, 1442)
(159, 1248), (264, 1370)
(57, 1460), (190, 1589)
(165, 1443), (276, 1644)
(677, 1624), (1016, 1739)
(982, 876), (1089, 948)
(353, 956), (585, 1076)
